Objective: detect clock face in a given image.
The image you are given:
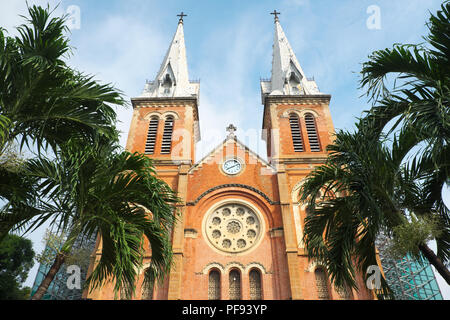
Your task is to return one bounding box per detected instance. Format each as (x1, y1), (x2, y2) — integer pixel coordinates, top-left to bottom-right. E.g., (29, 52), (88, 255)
(222, 159), (242, 175)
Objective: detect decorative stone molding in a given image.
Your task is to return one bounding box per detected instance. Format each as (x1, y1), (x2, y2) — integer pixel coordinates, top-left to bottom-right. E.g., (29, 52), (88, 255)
(161, 110), (180, 120)
(305, 260), (327, 273)
(269, 227), (284, 238)
(186, 184), (280, 206)
(184, 228), (198, 238)
(263, 95), (332, 106)
(200, 262), (268, 275)
(131, 97), (198, 107)
(281, 108), (320, 119)
(224, 262), (246, 273)
(152, 159), (193, 166)
(244, 262), (268, 274)
(271, 157), (328, 165)
(142, 111), (162, 120)
(201, 262), (225, 275)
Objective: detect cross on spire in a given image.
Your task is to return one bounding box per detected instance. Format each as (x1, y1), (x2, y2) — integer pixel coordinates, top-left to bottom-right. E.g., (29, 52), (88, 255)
(226, 124), (237, 138)
(271, 10), (281, 22)
(177, 12), (187, 23)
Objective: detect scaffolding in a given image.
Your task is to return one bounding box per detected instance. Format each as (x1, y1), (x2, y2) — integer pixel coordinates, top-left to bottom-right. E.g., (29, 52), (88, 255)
(376, 235), (443, 300)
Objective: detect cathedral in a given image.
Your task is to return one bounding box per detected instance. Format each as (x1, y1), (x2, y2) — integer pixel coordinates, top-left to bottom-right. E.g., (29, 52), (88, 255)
(85, 12), (375, 300)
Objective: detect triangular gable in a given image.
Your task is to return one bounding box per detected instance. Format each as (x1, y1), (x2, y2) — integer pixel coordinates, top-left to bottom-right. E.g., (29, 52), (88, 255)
(189, 136), (276, 174)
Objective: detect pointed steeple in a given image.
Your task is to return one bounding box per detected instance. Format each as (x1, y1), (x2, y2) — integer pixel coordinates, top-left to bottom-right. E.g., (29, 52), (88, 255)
(261, 12), (322, 100)
(141, 14), (199, 98)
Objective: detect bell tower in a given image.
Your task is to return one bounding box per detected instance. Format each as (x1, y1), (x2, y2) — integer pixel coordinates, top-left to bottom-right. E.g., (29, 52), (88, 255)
(260, 12), (336, 300)
(261, 12), (334, 162)
(125, 13), (199, 300)
(126, 13), (200, 164)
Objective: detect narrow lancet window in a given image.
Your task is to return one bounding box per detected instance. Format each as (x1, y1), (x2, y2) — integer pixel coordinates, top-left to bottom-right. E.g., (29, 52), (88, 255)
(289, 113), (304, 152)
(145, 117), (159, 154)
(305, 113), (321, 152)
(249, 269), (262, 300)
(229, 270), (241, 300)
(161, 116), (174, 154)
(208, 270), (221, 300)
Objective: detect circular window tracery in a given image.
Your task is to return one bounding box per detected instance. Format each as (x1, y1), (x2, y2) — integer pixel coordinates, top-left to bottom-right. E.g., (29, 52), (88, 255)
(205, 203), (262, 253)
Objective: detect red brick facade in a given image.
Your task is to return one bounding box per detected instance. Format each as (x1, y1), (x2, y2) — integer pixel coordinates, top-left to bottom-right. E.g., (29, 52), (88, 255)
(84, 93), (375, 300)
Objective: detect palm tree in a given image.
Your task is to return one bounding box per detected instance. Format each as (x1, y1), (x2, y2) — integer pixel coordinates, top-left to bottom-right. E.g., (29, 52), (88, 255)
(0, 5), (124, 153)
(299, 124), (450, 297)
(14, 135), (179, 300)
(358, 0), (450, 281)
(0, 115), (9, 148)
(299, 1), (450, 297)
(360, 1), (449, 156)
(360, 0), (449, 221)
(0, 4), (124, 240)
(0, 4), (179, 300)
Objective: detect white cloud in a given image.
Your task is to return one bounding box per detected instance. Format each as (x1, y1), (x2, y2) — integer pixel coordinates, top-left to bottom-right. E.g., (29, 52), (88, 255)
(67, 7), (169, 148)
(194, 11), (271, 160)
(283, 0), (310, 7)
(0, 0), (64, 34)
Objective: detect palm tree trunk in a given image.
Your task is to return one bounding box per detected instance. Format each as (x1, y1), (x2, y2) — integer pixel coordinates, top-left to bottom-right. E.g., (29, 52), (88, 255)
(418, 243), (450, 285)
(31, 252), (66, 300)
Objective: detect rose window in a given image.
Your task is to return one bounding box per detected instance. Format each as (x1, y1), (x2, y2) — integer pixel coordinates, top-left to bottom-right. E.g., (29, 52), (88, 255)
(227, 221), (241, 234)
(205, 203), (262, 253)
(222, 239), (231, 248)
(212, 217), (221, 226)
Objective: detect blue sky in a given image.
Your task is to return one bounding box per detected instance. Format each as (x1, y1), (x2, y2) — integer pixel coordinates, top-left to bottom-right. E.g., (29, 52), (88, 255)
(1, 0), (449, 298)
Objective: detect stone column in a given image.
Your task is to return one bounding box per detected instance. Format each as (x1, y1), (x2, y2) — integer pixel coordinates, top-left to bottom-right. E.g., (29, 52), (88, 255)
(167, 164), (189, 299)
(276, 163), (303, 300)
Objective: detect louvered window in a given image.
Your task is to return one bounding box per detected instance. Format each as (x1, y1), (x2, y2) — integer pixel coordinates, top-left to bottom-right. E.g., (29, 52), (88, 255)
(229, 270), (241, 300)
(208, 270), (221, 300)
(161, 116), (174, 154)
(315, 268), (330, 300)
(249, 269), (262, 300)
(305, 113), (321, 152)
(289, 113), (304, 152)
(145, 117), (159, 154)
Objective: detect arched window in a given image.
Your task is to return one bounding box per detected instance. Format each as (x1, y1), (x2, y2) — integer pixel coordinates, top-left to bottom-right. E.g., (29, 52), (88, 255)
(289, 113), (304, 152)
(161, 116), (174, 154)
(162, 74), (173, 95)
(314, 267), (330, 300)
(208, 270), (221, 300)
(145, 117), (159, 154)
(229, 269), (241, 300)
(304, 113), (321, 152)
(249, 269), (262, 300)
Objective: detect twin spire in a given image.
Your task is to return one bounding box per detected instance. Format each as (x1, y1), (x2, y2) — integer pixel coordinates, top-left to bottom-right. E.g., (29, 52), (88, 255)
(141, 12), (199, 98)
(141, 11), (322, 99)
(261, 11), (321, 98)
